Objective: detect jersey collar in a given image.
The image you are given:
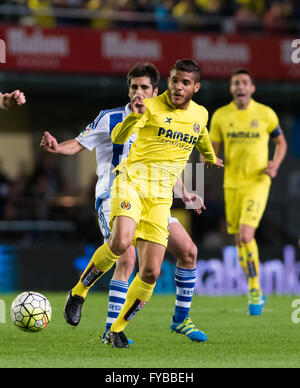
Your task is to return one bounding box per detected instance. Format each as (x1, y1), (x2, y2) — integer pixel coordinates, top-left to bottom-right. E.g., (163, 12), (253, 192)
(125, 102), (132, 116)
(231, 98), (255, 111)
(163, 90), (176, 109)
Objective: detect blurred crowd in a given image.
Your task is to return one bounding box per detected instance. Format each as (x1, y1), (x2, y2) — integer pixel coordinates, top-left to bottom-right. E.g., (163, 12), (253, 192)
(0, 155), (64, 223)
(0, 154), (101, 244)
(0, 0), (299, 33)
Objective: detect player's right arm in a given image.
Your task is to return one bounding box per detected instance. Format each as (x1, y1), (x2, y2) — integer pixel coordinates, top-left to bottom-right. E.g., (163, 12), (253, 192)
(206, 109), (223, 166)
(111, 112), (142, 144)
(209, 109), (223, 145)
(40, 131), (84, 155)
(211, 140), (220, 155)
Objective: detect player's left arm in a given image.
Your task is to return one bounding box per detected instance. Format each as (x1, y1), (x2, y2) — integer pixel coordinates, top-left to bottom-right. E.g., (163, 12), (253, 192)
(265, 131), (288, 178)
(173, 176), (206, 215)
(111, 112), (141, 144)
(0, 90), (26, 110)
(196, 128), (224, 168)
(111, 94), (148, 144)
(264, 108), (288, 178)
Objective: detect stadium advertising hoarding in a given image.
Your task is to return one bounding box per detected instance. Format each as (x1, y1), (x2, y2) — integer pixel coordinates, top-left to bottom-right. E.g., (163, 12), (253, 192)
(158, 245), (300, 296)
(12, 243), (300, 296)
(0, 25), (299, 81)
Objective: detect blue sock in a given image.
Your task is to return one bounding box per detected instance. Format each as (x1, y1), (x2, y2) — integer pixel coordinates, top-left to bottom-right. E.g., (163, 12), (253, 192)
(174, 267), (196, 323)
(105, 279), (128, 332)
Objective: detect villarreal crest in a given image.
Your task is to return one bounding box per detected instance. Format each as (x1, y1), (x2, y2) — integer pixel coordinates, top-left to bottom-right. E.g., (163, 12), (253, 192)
(121, 201), (131, 210)
(193, 123), (201, 134)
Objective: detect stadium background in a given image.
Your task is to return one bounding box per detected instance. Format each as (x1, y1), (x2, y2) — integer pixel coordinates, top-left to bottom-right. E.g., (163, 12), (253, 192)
(0, 0), (299, 295)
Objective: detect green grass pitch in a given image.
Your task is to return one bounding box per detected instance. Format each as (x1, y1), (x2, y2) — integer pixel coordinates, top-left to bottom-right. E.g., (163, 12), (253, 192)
(1, 292), (300, 368)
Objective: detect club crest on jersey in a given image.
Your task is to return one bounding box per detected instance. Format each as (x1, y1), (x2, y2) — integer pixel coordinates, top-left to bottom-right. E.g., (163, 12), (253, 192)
(193, 123), (201, 134)
(121, 201), (131, 210)
(251, 120), (258, 128)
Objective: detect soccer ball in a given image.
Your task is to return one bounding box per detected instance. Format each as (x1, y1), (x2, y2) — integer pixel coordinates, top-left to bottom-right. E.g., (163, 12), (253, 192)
(10, 291), (52, 332)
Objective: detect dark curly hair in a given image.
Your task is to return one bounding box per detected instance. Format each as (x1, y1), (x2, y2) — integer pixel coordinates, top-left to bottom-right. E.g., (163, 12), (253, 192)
(127, 63), (160, 91)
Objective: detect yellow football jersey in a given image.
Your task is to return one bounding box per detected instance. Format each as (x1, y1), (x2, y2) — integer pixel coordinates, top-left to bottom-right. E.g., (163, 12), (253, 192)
(111, 90), (216, 198)
(209, 99), (280, 188)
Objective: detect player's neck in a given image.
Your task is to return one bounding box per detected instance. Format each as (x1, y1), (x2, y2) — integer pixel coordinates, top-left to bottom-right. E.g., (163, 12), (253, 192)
(233, 99), (251, 110)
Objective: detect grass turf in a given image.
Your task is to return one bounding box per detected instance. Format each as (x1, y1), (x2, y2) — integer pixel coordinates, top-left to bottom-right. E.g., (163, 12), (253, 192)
(0, 292), (300, 368)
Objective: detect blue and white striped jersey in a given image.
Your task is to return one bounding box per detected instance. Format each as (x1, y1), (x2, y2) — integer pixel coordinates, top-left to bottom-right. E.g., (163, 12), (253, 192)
(76, 103), (136, 202)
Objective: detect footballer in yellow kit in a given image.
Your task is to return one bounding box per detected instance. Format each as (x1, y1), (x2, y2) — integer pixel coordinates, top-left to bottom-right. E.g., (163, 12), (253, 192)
(71, 59), (223, 347)
(210, 68), (287, 316)
(111, 89), (216, 248)
(211, 98), (278, 232)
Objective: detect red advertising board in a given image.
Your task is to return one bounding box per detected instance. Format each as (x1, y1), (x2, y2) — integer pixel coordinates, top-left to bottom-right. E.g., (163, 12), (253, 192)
(0, 25), (299, 81)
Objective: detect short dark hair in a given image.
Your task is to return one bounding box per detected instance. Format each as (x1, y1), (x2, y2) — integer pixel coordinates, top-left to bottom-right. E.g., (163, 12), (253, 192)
(127, 63), (160, 90)
(171, 58), (201, 82)
(231, 68), (255, 84)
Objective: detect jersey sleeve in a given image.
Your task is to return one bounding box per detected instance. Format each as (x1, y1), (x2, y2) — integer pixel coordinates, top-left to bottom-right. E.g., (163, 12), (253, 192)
(195, 127), (217, 164)
(266, 107), (281, 138)
(111, 110), (148, 144)
(209, 110), (223, 143)
(75, 111), (109, 151)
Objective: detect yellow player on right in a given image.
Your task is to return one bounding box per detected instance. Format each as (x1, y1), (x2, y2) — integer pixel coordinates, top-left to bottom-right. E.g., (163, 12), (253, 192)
(209, 68), (287, 316)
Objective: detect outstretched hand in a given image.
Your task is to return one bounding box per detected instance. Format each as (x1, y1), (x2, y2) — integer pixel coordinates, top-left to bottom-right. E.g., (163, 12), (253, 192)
(182, 192), (206, 215)
(264, 160), (278, 178)
(3, 90), (26, 110)
(40, 131), (59, 153)
(200, 154), (224, 168)
(212, 156), (224, 168)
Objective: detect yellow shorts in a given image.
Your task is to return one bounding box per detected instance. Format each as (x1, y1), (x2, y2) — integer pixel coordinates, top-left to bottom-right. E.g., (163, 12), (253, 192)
(110, 174), (172, 248)
(224, 183), (270, 234)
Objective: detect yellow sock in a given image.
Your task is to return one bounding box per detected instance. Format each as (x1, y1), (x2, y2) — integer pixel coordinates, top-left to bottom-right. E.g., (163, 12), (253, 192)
(111, 273), (155, 333)
(244, 239), (261, 291)
(72, 242), (119, 299)
(237, 244), (248, 274)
